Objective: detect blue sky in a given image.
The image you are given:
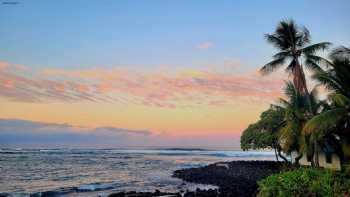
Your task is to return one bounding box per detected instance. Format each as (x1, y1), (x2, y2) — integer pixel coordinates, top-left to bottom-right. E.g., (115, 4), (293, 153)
(1, 0), (349, 71)
(1, 0), (350, 147)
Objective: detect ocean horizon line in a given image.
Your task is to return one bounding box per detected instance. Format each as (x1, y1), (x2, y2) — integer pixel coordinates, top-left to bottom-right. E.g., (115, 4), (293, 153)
(0, 145), (271, 152)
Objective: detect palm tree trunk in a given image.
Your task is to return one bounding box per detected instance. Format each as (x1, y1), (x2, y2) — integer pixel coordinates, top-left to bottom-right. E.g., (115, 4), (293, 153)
(339, 154), (346, 172)
(273, 143), (279, 161)
(292, 60), (308, 94)
(310, 153), (316, 167)
(314, 142), (320, 167)
(277, 146), (289, 163)
(294, 152), (303, 166)
(293, 60), (317, 116)
(338, 139), (348, 172)
(293, 60), (319, 167)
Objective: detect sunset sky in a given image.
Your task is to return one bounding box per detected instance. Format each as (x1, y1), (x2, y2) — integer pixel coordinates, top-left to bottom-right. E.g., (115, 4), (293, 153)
(1, 0), (349, 148)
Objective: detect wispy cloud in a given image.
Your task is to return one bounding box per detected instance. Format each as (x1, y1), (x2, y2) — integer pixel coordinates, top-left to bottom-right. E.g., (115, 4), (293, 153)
(0, 61), (10, 70)
(223, 59), (243, 70)
(0, 60), (284, 108)
(41, 67), (284, 107)
(196, 41), (214, 49)
(0, 62), (103, 103)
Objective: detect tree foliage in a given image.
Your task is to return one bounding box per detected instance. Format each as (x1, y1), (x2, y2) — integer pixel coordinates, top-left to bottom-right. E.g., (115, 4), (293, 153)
(258, 168), (350, 197)
(240, 106), (287, 161)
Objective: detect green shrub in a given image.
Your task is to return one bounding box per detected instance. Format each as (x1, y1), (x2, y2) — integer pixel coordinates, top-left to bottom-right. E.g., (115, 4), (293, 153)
(257, 168), (350, 197)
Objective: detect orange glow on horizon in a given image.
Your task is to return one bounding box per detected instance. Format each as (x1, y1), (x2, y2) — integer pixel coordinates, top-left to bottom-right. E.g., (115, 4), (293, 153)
(0, 60), (282, 143)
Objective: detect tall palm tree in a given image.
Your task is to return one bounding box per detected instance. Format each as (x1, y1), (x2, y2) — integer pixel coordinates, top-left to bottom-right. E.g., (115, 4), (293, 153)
(261, 20), (331, 94)
(303, 47), (350, 169)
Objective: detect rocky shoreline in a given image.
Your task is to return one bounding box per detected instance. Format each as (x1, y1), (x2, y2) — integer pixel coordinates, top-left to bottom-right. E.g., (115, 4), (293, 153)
(106, 160), (286, 197)
(107, 189), (219, 197)
(0, 161), (285, 197)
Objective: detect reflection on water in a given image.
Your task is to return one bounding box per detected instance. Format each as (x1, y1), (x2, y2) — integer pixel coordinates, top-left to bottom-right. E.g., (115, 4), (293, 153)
(0, 148), (275, 196)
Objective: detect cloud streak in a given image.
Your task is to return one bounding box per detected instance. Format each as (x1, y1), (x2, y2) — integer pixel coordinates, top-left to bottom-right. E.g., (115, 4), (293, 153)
(0, 60), (284, 108)
(0, 119), (151, 146)
(196, 42), (214, 49)
(0, 118), (240, 148)
(0, 62), (103, 103)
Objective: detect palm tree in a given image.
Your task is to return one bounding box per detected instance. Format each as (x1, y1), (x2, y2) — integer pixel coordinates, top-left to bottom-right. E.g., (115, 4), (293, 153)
(277, 82), (323, 165)
(303, 47), (350, 169)
(277, 82), (307, 165)
(261, 20), (331, 94)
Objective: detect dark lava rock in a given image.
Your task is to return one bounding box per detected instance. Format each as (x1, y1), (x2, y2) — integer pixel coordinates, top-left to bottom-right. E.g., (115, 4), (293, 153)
(173, 160), (288, 197)
(30, 191), (61, 197)
(108, 190), (181, 197)
(108, 189), (220, 197)
(108, 161), (288, 197)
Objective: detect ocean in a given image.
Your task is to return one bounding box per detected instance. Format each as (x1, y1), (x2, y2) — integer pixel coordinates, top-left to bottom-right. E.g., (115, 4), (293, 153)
(0, 148), (275, 197)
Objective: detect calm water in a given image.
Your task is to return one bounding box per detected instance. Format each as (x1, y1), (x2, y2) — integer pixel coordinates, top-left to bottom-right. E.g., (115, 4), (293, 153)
(0, 148), (275, 197)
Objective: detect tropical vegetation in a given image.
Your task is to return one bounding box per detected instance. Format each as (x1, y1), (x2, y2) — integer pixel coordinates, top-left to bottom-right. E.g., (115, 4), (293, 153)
(241, 20), (350, 171)
(257, 168), (350, 197)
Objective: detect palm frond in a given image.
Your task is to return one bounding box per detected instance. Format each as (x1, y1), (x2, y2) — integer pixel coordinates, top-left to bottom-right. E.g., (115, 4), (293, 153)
(303, 58), (322, 72)
(272, 51), (291, 59)
(283, 81), (298, 101)
(302, 42), (332, 54)
(304, 54), (332, 70)
(264, 34), (289, 50)
(277, 98), (290, 109)
(330, 46), (350, 59)
(279, 123), (296, 153)
(330, 57), (350, 96)
(260, 57), (286, 75)
(281, 20), (296, 40)
(303, 108), (347, 136)
(313, 70), (343, 93)
(328, 93), (350, 107)
(299, 26), (311, 46)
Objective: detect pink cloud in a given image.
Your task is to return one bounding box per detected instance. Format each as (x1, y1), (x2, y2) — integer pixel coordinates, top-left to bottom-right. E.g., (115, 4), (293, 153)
(0, 61), (26, 72)
(1, 60), (285, 108)
(196, 41), (214, 49)
(0, 66), (102, 103)
(0, 61), (11, 71)
(41, 67), (284, 107)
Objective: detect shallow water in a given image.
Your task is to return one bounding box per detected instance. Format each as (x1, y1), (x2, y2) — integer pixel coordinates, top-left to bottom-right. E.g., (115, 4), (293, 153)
(0, 148), (275, 197)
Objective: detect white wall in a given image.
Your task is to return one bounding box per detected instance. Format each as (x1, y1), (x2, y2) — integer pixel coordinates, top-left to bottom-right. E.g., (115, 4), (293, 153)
(292, 151), (341, 170)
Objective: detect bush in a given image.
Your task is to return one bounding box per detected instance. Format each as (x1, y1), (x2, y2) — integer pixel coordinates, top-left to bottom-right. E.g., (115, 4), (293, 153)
(257, 168), (350, 197)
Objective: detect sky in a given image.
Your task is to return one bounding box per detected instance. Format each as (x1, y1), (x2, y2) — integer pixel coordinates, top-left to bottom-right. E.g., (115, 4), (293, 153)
(0, 0), (349, 148)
